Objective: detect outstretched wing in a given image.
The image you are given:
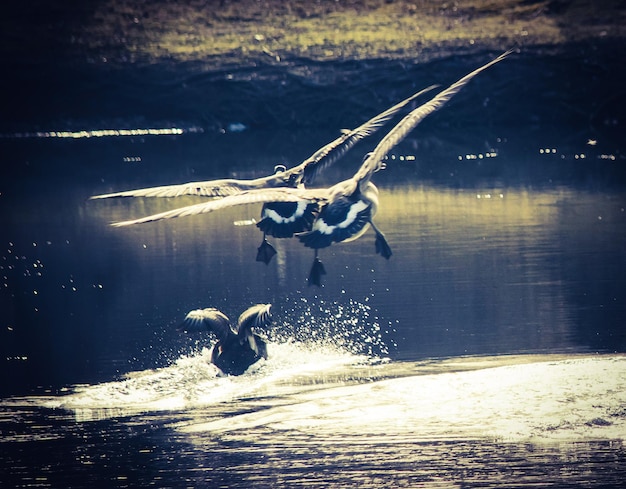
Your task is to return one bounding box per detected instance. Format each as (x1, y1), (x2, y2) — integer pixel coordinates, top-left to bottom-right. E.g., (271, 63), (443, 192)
(353, 50), (512, 184)
(110, 187), (331, 227)
(90, 175), (291, 200)
(236, 303), (272, 335)
(90, 84), (437, 201)
(236, 304), (272, 357)
(299, 84), (439, 185)
(180, 308), (232, 342)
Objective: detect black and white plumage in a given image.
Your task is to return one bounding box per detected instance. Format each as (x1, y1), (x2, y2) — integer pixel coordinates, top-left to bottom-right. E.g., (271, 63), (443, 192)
(101, 52), (511, 284)
(295, 176), (391, 285)
(255, 194), (319, 264)
(253, 167), (320, 264)
(256, 196), (319, 239)
(249, 87), (426, 261)
(180, 303), (272, 375)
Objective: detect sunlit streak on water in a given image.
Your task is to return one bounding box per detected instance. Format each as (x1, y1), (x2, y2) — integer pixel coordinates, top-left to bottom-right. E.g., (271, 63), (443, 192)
(0, 127), (202, 139)
(6, 295), (391, 422)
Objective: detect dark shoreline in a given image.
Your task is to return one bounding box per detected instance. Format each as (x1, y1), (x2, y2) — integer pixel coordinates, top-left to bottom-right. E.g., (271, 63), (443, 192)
(3, 0), (625, 134)
(3, 38), (625, 136)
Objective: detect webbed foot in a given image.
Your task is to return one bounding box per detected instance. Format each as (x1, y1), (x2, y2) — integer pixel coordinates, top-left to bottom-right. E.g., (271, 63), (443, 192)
(256, 238), (277, 264)
(375, 232), (393, 259)
(307, 256), (326, 286)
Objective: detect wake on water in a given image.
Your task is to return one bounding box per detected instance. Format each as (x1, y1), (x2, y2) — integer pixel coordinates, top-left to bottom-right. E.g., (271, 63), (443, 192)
(8, 297), (391, 418)
(14, 350), (626, 444)
(3, 298), (625, 444)
(45, 341), (376, 419)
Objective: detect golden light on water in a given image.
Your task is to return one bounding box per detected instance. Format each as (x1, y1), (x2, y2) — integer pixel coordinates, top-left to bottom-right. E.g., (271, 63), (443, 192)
(377, 186), (566, 233)
(91, 185), (600, 254)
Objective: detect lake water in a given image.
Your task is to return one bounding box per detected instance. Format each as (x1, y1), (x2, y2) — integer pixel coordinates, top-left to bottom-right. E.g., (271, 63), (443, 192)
(1, 46), (626, 487)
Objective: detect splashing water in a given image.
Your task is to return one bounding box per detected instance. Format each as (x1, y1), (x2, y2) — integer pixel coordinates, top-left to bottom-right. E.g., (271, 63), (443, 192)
(267, 296), (393, 358)
(2, 298), (388, 421)
(37, 344), (368, 421)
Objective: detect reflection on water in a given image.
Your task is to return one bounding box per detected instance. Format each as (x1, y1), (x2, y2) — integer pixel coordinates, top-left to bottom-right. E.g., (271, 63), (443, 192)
(375, 185), (626, 357)
(2, 126), (196, 139)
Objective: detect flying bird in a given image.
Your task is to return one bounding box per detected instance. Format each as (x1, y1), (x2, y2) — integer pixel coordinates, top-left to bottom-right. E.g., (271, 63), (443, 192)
(180, 303), (272, 375)
(105, 51), (511, 285)
(91, 85), (438, 263)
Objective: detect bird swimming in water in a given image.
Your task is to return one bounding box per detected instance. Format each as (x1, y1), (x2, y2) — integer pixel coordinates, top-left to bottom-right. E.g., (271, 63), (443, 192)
(180, 303), (272, 375)
(90, 85), (439, 263)
(104, 51), (511, 285)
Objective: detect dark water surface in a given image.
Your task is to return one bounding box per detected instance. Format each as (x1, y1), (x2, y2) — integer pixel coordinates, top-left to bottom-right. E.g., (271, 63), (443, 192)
(1, 46), (626, 487)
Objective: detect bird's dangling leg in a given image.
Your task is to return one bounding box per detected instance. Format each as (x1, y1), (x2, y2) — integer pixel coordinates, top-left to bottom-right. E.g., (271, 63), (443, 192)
(308, 250), (326, 286)
(371, 221), (392, 259)
(256, 234), (277, 265)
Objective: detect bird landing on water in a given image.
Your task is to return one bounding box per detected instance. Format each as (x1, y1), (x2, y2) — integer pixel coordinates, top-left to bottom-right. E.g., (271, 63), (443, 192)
(180, 303), (272, 375)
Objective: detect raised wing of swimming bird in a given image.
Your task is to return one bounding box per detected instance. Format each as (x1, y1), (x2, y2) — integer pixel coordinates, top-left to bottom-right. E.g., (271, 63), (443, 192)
(180, 308), (233, 342)
(235, 303), (271, 358)
(236, 303), (272, 335)
(110, 187), (331, 227)
(90, 85), (438, 200)
(352, 50), (512, 185)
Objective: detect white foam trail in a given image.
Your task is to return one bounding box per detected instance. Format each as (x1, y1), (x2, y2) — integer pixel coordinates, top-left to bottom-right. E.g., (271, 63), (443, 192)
(180, 355), (626, 443)
(41, 341), (367, 421)
(11, 351), (626, 443)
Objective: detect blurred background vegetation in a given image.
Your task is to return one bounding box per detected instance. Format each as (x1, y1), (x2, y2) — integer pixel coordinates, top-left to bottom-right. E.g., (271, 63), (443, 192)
(3, 0), (625, 68)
